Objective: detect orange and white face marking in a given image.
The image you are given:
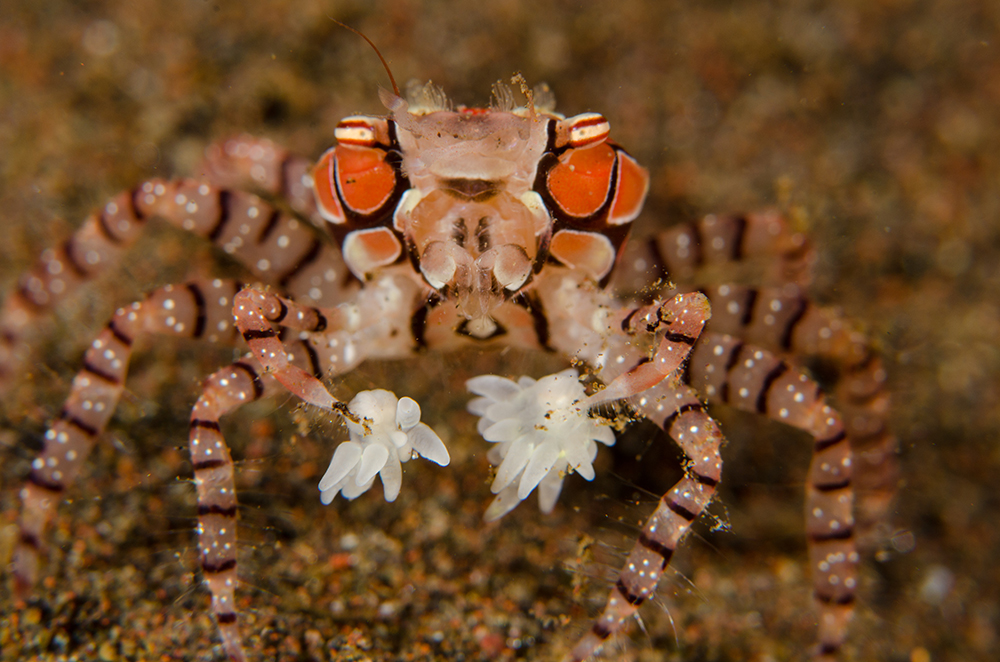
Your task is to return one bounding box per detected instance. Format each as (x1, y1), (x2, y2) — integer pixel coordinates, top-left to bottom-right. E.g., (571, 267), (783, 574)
(537, 116), (650, 284)
(312, 116), (408, 279)
(311, 88), (648, 323)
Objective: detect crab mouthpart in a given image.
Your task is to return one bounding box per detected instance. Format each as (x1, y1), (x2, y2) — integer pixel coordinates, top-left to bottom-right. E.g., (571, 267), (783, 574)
(419, 241), (531, 329)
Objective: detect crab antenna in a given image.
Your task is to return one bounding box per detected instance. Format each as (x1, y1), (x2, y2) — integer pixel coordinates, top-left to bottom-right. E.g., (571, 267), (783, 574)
(330, 19), (401, 98)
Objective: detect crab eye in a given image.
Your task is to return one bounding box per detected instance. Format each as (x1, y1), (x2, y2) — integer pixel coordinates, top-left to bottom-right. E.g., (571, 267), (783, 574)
(334, 117), (381, 147)
(557, 113), (610, 149)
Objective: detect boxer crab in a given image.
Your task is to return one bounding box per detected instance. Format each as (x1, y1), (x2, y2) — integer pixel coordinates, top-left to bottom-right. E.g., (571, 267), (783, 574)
(2, 72), (895, 660)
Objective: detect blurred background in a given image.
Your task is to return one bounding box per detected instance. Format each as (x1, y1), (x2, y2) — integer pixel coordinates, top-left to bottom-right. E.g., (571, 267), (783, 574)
(1, 1), (998, 660)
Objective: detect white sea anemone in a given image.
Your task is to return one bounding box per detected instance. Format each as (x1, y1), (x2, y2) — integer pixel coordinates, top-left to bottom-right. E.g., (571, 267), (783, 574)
(466, 369), (616, 521)
(319, 390), (449, 504)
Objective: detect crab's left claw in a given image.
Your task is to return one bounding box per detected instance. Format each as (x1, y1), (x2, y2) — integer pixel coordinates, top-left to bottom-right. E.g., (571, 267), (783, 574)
(319, 390), (449, 504)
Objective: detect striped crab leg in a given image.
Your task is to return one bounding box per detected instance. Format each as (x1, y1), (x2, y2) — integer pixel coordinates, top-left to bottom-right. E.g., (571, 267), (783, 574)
(186, 354), (275, 662)
(0, 175), (351, 392)
(152, 313), (374, 662)
(18, 277), (424, 659)
(538, 277), (712, 407)
(10, 279), (286, 662)
(7, 172), (357, 658)
(13, 278), (245, 591)
(198, 134), (322, 225)
(0, 187), (149, 391)
(232, 286), (356, 422)
(687, 333), (857, 658)
(206, 283), (443, 658)
(620, 212), (894, 541)
(586, 291), (711, 406)
(612, 211), (814, 292)
(568, 337), (856, 660)
(565, 379), (724, 661)
(702, 282), (896, 542)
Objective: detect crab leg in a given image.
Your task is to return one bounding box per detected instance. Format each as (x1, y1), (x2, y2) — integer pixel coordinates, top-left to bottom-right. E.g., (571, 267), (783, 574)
(13, 278), (244, 590)
(703, 282), (896, 540)
(622, 212), (895, 542)
(13, 273), (421, 659)
(198, 281), (427, 658)
(230, 269), (422, 413)
(233, 287), (356, 421)
(570, 337), (856, 660)
(1, 187), (148, 390)
(613, 211), (814, 291)
(187, 355), (276, 662)
(583, 292), (711, 405)
(687, 333), (857, 658)
(0, 174), (352, 392)
(199, 134), (322, 224)
(566, 380), (724, 661)
(537, 276), (711, 406)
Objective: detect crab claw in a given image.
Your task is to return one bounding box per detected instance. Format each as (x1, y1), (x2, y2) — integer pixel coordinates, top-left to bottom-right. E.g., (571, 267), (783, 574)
(319, 390), (449, 504)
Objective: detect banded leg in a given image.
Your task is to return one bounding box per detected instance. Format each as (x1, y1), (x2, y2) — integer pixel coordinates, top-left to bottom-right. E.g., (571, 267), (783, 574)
(0, 176), (352, 393)
(612, 211), (814, 293)
(13, 278), (243, 590)
(537, 273), (711, 404)
(688, 333), (857, 658)
(566, 380), (725, 661)
(199, 134), (321, 225)
(233, 287), (353, 421)
(204, 282), (432, 657)
(586, 292), (711, 405)
(231, 276), (420, 424)
(187, 355), (279, 662)
(131, 178), (353, 309)
(832, 353), (895, 541)
(0, 188), (149, 390)
(703, 282), (896, 542)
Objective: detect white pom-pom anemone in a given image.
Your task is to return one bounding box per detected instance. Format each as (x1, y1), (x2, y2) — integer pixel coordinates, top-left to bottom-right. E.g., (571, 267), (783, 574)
(318, 390), (449, 504)
(466, 369), (616, 521)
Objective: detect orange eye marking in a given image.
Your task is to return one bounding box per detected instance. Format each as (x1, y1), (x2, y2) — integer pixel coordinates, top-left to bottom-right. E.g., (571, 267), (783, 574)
(546, 143), (616, 218)
(609, 151), (649, 225)
(312, 149), (345, 224)
(335, 145), (397, 216)
(549, 229), (616, 281)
